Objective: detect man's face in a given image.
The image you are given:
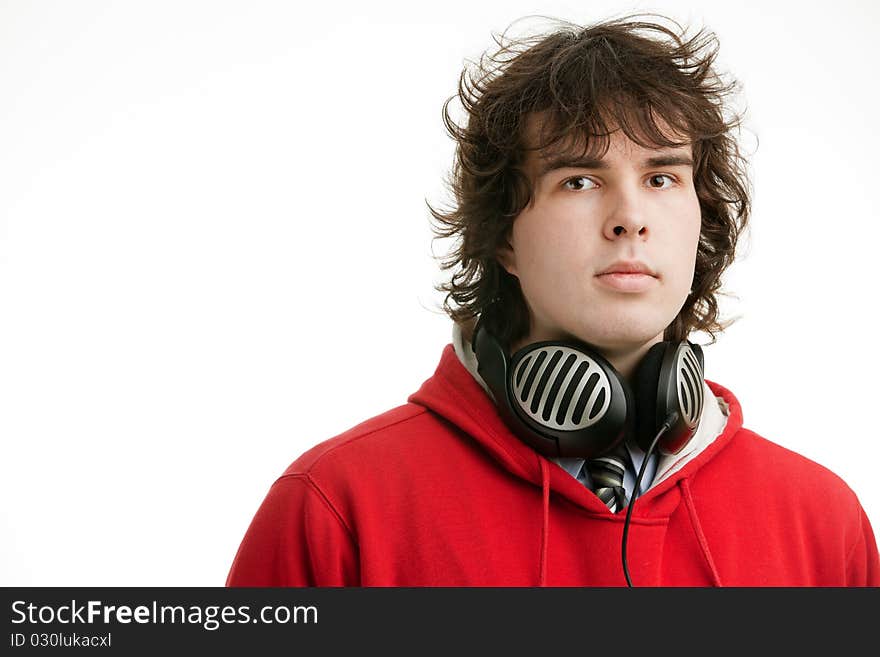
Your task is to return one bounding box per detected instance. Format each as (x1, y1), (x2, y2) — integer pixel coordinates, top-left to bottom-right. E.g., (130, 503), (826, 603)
(498, 117), (702, 356)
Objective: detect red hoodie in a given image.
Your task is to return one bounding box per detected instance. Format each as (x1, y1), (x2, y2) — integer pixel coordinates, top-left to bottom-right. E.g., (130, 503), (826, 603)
(226, 343), (880, 586)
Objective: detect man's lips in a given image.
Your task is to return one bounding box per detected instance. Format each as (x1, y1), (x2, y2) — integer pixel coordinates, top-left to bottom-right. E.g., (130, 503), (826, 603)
(595, 271), (658, 292)
(597, 260), (657, 276)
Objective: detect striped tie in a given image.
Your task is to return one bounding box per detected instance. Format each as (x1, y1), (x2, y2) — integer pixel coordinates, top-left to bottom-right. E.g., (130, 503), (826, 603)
(585, 443), (629, 513)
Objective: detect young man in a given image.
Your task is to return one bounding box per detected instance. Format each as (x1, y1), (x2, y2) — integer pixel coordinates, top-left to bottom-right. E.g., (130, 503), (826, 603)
(226, 14), (879, 586)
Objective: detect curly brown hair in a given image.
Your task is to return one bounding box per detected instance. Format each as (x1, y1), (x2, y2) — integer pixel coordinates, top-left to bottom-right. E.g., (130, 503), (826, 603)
(427, 13), (753, 348)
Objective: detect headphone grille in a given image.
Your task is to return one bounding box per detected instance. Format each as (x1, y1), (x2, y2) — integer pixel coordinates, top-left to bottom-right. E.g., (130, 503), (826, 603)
(511, 346), (611, 431)
(676, 346), (704, 429)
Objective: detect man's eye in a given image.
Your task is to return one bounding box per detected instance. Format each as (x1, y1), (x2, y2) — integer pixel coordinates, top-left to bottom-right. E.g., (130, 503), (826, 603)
(562, 176), (597, 191)
(648, 174), (677, 189)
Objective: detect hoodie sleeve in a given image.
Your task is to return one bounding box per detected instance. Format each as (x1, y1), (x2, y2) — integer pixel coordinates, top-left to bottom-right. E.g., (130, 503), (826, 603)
(225, 474), (359, 587)
(846, 506), (880, 587)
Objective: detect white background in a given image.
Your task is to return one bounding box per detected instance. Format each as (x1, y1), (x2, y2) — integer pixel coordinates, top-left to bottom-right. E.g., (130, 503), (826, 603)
(2, 0), (877, 586)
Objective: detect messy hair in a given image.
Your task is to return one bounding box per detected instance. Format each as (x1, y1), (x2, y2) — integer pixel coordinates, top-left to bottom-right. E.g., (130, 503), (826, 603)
(428, 13), (752, 348)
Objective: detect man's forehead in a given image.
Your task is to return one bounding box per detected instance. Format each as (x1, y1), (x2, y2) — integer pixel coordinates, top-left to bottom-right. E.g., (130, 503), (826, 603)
(533, 138), (693, 161)
(521, 114), (694, 176)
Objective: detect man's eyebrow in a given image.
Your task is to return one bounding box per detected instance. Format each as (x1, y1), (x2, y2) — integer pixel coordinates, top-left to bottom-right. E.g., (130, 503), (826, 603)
(537, 153), (695, 178)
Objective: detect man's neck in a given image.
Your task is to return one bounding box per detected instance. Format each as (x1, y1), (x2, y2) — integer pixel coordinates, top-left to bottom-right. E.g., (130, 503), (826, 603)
(508, 332), (664, 385)
(461, 319), (666, 384)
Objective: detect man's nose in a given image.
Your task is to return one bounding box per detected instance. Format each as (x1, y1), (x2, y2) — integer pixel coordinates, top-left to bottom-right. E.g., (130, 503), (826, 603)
(601, 188), (649, 240)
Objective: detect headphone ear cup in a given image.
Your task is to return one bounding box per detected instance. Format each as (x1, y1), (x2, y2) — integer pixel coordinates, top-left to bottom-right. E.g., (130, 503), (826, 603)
(471, 316), (632, 458)
(632, 341), (671, 452)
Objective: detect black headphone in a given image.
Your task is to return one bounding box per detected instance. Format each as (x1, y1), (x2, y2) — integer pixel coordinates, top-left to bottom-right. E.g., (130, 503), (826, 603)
(471, 312), (705, 460)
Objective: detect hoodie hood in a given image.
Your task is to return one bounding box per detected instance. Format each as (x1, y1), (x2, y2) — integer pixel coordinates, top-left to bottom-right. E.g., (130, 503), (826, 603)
(409, 339), (741, 513)
(408, 339), (743, 586)
(450, 321), (731, 489)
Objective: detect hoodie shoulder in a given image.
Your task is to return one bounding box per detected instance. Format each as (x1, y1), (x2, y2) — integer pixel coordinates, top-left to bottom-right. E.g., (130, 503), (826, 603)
(282, 403), (429, 476)
(720, 426), (864, 511)
(735, 428), (855, 482)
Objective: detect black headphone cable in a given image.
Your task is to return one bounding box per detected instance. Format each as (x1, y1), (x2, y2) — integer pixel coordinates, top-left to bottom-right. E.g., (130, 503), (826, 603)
(621, 410), (680, 587)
